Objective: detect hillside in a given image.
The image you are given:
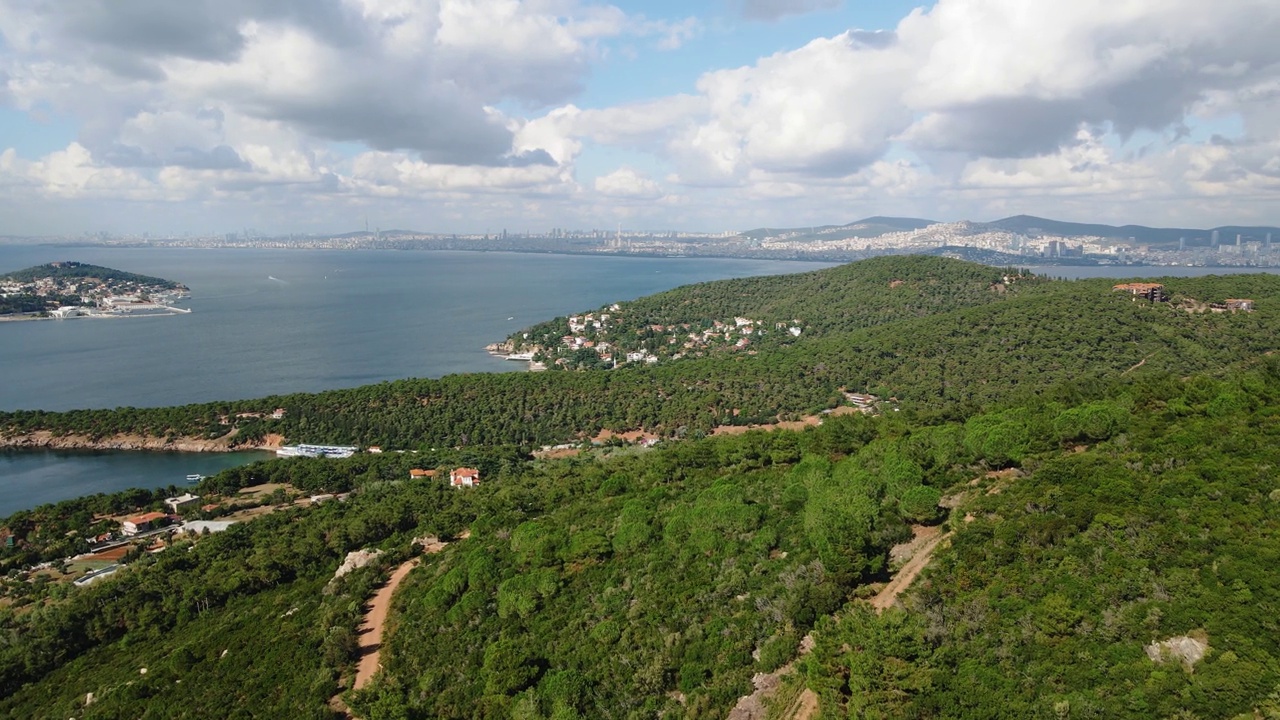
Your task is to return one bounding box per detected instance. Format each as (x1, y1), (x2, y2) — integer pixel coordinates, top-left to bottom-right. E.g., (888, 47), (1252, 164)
(800, 363), (1280, 718)
(505, 255), (1035, 368)
(2, 363), (1279, 718)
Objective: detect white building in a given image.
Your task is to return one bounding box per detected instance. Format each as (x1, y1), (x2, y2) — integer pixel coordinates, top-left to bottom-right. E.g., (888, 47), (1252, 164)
(164, 493), (201, 512)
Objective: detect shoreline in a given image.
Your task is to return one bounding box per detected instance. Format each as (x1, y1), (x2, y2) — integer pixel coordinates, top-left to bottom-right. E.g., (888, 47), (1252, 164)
(0, 307), (191, 323)
(0, 430), (276, 454)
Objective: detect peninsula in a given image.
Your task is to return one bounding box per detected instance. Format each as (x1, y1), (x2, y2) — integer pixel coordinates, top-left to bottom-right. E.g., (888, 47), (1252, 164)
(0, 261), (190, 319)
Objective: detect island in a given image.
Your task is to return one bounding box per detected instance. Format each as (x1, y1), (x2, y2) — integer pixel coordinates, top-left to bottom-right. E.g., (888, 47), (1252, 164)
(0, 261), (190, 319)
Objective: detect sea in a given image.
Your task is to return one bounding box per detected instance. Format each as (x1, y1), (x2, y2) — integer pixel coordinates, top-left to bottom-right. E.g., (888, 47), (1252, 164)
(1, 247), (1276, 517)
(0, 246), (836, 516)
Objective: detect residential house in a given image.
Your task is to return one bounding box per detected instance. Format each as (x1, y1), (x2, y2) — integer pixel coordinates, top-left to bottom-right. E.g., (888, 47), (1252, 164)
(122, 511), (169, 536)
(1225, 299), (1255, 312)
(409, 468), (437, 480)
(450, 467), (481, 488)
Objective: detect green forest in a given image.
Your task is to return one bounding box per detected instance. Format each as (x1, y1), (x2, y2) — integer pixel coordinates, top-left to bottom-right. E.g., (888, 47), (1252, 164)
(1, 256), (1278, 718)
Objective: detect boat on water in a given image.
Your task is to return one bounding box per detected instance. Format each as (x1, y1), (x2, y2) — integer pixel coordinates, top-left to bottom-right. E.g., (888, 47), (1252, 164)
(505, 352), (536, 361)
(185, 474), (204, 482)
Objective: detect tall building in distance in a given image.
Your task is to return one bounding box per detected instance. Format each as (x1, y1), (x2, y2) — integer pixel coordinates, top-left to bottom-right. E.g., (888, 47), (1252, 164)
(1212, 229), (1220, 246)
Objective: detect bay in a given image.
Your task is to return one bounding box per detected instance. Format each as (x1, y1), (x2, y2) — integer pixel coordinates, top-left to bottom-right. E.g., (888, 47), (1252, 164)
(0, 450), (274, 518)
(0, 246), (834, 411)
(0, 247), (833, 515)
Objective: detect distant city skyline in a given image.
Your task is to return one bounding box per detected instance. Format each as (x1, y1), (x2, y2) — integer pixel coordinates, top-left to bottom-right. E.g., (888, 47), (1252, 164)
(1, 0), (1278, 235)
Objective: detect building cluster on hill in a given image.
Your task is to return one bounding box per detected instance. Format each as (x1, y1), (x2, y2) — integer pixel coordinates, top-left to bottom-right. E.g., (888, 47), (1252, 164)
(1112, 283), (1256, 313)
(507, 304), (807, 371)
(0, 264), (188, 317)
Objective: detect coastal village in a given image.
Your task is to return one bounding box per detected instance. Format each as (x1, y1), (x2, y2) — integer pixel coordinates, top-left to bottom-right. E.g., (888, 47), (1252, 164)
(492, 301), (807, 371)
(0, 261), (190, 319)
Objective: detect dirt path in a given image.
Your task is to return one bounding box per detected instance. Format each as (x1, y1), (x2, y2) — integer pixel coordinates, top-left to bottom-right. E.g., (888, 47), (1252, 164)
(870, 528), (951, 613)
(353, 559), (420, 690)
(727, 525), (951, 719)
(788, 689), (820, 720)
(1122, 352), (1155, 376)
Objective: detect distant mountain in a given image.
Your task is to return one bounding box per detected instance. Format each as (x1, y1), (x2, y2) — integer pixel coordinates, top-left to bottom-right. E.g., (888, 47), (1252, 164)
(843, 216), (937, 231)
(738, 225), (845, 240)
(989, 215), (1280, 247)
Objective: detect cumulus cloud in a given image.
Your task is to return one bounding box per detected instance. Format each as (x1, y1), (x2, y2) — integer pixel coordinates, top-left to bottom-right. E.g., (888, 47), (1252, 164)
(649, 0), (1280, 199)
(737, 0), (842, 22)
(672, 31), (912, 183)
(2, 0), (1280, 231)
(0, 0), (617, 168)
(594, 167), (664, 199)
(899, 0), (1280, 159)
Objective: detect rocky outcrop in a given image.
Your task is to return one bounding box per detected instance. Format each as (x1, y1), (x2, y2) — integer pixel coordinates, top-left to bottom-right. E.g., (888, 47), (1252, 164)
(1145, 633), (1209, 670)
(332, 549), (384, 582)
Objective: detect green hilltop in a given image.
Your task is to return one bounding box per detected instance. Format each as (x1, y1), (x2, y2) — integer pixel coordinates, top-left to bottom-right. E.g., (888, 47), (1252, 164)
(0, 261), (181, 288)
(1, 256), (1279, 719)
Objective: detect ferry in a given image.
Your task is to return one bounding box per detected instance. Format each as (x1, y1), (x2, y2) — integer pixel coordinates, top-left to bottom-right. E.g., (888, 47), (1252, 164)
(185, 474), (205, 482)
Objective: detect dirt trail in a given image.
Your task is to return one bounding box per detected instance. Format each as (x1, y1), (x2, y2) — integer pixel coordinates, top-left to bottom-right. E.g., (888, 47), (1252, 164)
(352, 537), (454, 691)
(788, 689), (820, 720)
(871, 528), (951, 612)
(727, 525), (951, 719)
(353, 559), (420, 690)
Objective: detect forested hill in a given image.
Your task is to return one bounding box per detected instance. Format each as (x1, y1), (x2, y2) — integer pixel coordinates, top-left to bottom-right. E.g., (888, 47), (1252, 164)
(506, 255), (1039, 363)
(0, 261), (180, 289)
(1, 258), (1278, 451)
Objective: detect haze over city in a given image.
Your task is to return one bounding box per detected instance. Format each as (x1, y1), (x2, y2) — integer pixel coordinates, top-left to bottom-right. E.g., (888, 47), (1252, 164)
(1, 0), (1278, 236)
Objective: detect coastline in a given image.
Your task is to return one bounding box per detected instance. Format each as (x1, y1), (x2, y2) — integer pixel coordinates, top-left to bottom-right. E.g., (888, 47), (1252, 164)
(0, 307), (191, 323)
(0, 430), (279, 454)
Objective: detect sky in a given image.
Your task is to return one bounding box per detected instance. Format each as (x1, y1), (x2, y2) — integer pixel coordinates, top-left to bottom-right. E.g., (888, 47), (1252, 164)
(1, 0), (1278, 236)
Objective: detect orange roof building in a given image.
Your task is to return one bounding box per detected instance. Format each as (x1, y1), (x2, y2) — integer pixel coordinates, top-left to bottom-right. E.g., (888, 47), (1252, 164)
(450, 467), (481, 488)
(122, 511), (169, 536)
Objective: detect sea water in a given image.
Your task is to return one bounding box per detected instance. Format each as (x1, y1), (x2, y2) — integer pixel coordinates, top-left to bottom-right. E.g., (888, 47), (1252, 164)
(0, 246), (833, 513)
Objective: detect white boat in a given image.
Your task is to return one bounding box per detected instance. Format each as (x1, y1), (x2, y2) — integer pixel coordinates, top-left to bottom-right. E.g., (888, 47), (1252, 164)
(185, 474), (204, 482)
